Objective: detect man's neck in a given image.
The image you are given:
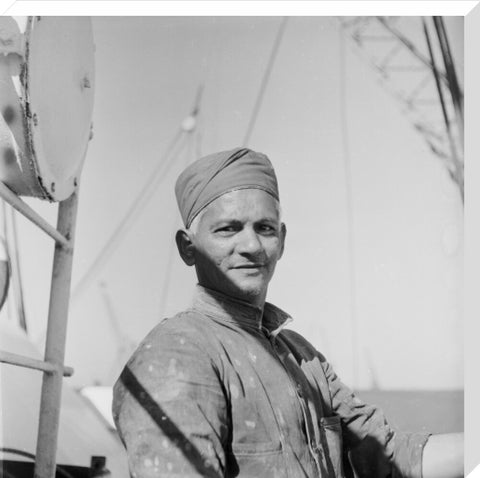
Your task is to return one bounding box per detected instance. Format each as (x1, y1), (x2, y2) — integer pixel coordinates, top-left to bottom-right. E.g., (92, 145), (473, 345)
(193, 284), (292, 338)
(196, 283), (266, 312)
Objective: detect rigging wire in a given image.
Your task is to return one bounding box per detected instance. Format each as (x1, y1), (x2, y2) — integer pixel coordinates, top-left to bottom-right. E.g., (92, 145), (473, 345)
(8, 207), (27, 330)
(158, 134), (196, 319)
(71, 129), (185, 302)
(71, 86), (205, 303)
(98, 280), (137, 383)
(339, 25), (360, 390)
(158, 87), (204, 317)
(432, 16), (464, 147)
(422, 18), (464, 202)
(1, 201), (27, 330)
(1, 201), (14, 322)
(243, 17), (288, 146)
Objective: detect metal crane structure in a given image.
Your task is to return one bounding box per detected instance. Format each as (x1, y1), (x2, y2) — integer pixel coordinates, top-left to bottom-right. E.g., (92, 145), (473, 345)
(339, 16), (464, 202)
(337, 15), (464, 389)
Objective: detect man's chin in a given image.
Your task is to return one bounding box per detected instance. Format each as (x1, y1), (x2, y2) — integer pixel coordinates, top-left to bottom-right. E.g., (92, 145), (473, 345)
(227, 280), (267, 305)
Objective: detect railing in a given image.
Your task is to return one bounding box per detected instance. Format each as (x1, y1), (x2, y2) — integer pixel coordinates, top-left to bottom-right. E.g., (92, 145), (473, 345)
(0, 182), (79, 478)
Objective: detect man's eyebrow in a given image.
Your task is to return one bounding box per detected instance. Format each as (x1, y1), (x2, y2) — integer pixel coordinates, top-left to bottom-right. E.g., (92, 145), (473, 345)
(210, 218), (242, 227)
(256, 216), (280, 223)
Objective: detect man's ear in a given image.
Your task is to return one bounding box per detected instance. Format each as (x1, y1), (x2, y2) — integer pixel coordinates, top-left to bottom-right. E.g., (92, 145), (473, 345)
(279, 223), (287, 259)
(175, 229), (196, 266)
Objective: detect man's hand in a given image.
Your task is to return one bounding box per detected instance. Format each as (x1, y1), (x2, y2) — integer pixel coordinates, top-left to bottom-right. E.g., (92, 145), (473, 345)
(422, 432), (463, 478)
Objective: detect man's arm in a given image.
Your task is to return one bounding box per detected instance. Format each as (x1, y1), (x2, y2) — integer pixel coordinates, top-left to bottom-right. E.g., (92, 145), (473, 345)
(422, 433), (463, 478)
(320, 357), (429, 478)
(320, 357), (464, 478)
(112, 325), (228, 478)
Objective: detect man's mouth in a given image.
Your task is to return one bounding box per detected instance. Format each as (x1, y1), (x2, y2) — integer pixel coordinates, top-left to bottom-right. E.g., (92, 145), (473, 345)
(233, 264), (264, 269)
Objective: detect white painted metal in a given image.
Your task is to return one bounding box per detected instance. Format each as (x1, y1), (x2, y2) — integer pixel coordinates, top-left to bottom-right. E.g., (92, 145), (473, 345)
(0, 16), (95, 201)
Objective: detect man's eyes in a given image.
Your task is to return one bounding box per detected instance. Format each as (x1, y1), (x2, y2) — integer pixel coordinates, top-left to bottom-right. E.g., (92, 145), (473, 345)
(257, 224), (276, 234)
(216, 226), (237, 233)
(214, 224), (277, 235)
(214, 225), (239, 235)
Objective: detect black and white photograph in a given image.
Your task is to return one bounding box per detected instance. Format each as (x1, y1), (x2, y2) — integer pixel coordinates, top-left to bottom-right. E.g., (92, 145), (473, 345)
(0, 4), (471, 478)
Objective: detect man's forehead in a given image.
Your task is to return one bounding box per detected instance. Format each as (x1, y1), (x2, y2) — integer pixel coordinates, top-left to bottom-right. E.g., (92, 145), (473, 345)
(202, 189), (281, 222)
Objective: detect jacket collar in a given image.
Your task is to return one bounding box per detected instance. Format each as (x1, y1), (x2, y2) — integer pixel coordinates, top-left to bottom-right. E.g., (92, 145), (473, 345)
(192, 285), (292, 338)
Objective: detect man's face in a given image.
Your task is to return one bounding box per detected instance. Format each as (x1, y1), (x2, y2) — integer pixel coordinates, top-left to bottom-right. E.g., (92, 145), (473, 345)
(189, 189), (286, 307)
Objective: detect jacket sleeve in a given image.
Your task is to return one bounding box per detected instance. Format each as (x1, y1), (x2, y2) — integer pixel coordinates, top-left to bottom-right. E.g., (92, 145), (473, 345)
(112, 326), (229, 478)
(322, 359), (431, 478)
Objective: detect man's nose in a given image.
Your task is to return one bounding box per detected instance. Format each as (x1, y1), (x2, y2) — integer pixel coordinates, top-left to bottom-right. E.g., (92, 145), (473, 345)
(237, 227), (262, 255)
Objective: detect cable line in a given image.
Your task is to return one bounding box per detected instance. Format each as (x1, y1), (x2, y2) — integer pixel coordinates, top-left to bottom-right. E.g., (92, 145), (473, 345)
(72, 87), (205, 303)
(158, 88), (204, 317)
(71, 129), (185, 302)
(432, 16), (464, 146)
(339, 25), (360, 390)
(423, 18), (463, 202)
(158, 135), (196, 319)
(1, 202), (27, 331)
(243, 17), (288, 146)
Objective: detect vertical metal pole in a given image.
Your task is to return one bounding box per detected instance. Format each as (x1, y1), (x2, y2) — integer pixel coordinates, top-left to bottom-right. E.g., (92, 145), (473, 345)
(433, 16), (464, 143)
(423, 18), (464, 202)
(34, 191), (79, 478)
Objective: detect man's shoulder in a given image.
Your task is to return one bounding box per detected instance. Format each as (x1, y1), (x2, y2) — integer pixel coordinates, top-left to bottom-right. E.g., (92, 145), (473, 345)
(112, 309), (216, 408)
(134, 308), (216, 352)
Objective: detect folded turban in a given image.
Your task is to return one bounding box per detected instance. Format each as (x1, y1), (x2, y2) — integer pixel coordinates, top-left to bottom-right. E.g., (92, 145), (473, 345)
(175, 147), (279, 228)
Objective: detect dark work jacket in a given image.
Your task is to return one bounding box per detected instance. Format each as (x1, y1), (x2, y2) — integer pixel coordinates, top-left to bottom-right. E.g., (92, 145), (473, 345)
(112, 286), (430, 478)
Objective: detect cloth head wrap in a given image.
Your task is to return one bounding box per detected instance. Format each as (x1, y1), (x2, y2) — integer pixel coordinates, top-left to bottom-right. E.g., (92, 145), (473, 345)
(175, 147), (279, 228)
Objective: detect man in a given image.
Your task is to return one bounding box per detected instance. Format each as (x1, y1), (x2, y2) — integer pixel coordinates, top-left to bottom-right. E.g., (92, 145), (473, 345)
(113, 147), (463, 477)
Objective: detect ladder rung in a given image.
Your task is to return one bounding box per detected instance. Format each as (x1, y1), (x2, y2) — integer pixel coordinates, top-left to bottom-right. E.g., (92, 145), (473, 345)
(0, 182), (71, 249)
(0, 350), (73, 377)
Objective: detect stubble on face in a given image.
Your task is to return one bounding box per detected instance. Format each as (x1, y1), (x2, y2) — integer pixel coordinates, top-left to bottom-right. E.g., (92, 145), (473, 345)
(189, 189), (285, 307)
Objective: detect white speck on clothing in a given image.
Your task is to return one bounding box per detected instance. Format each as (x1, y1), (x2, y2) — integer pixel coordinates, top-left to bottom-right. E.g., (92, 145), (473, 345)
(167, 358), (177, 376)
(206, 443), (215, 456)
(230, 384), (239, 399)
